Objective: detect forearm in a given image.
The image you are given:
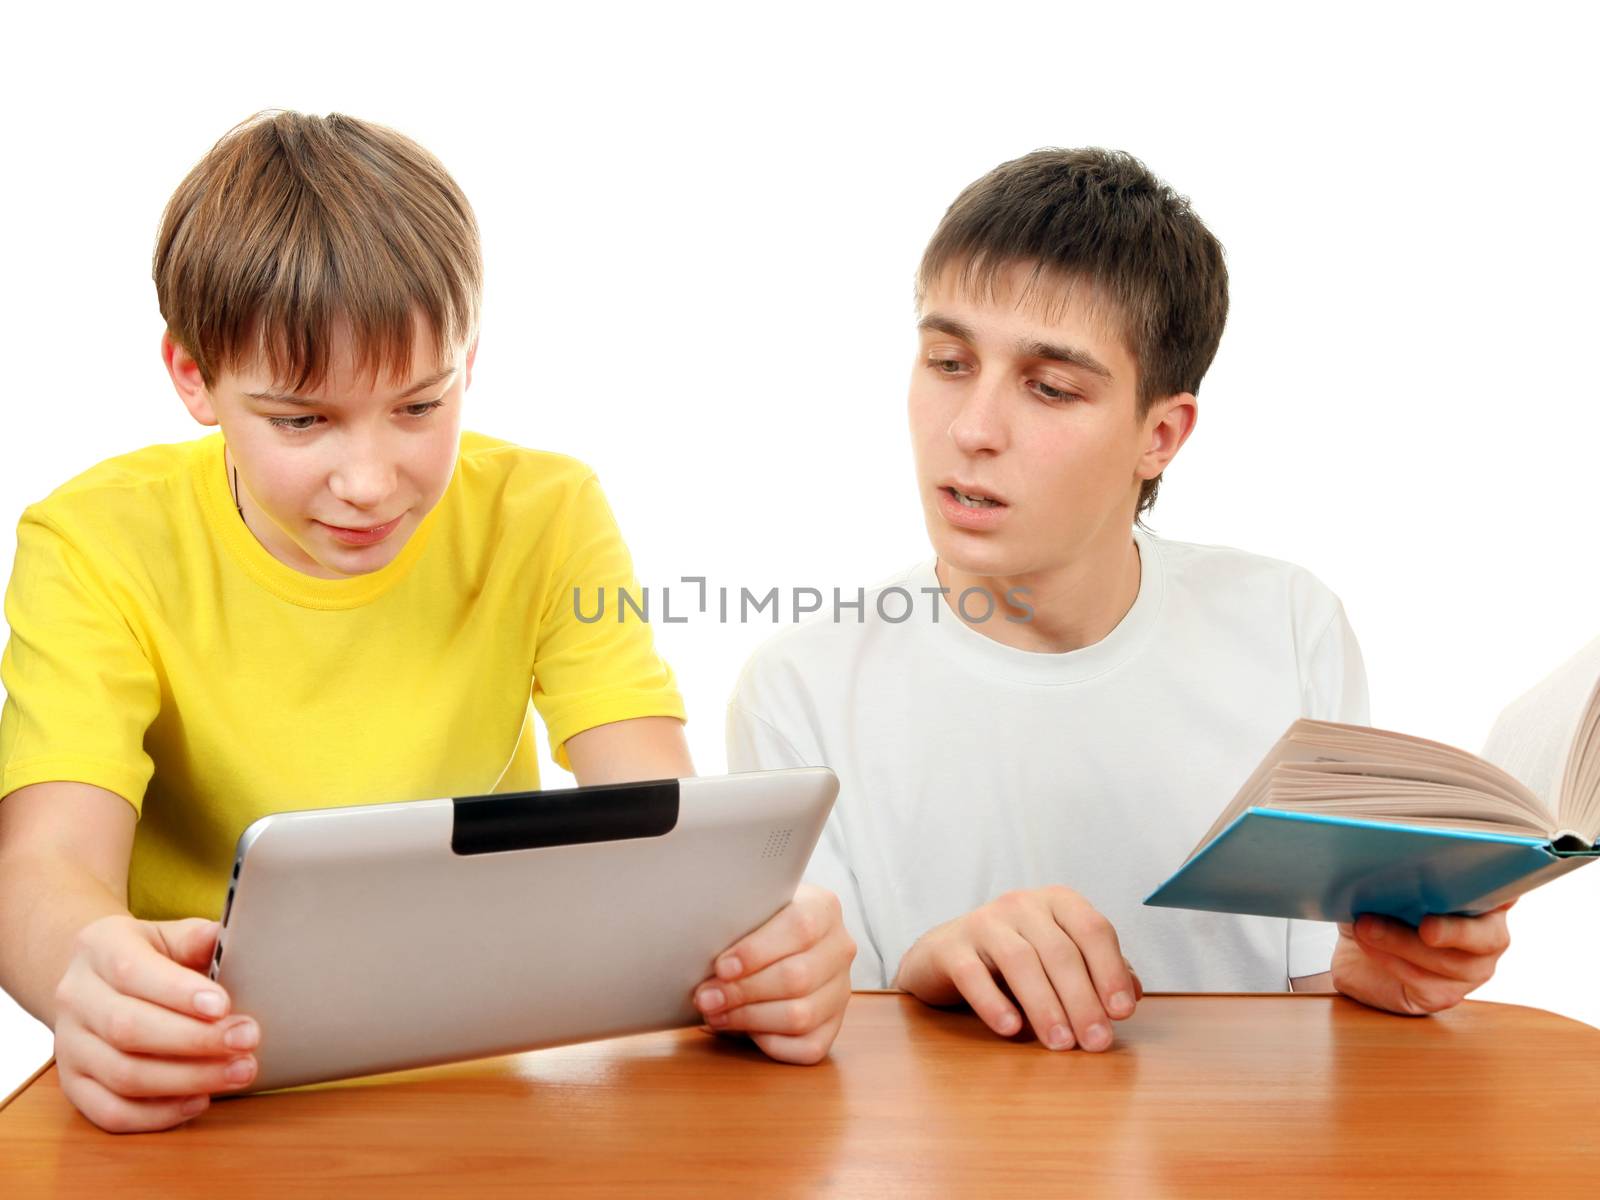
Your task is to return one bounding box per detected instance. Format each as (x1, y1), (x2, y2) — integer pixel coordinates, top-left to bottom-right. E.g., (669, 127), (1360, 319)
(0, 853), (129, 1027)
(565, 716), (694, 786)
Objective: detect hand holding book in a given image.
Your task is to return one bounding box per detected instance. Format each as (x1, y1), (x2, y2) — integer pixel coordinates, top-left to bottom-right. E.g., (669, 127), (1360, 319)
(1332, 899), (1516, 1016)
(1146, 635), (1600, 926)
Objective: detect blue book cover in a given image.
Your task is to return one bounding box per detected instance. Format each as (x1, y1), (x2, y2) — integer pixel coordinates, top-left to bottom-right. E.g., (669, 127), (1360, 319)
(1144, 807), (1598, 927)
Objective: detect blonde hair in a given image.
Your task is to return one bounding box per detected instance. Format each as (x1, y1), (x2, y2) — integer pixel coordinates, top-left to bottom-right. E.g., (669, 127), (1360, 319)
(153, 109), (482, 392)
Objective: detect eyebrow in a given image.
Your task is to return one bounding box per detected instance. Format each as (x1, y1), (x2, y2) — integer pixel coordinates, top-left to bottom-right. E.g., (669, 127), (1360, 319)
(246, 365), (457, 408)
(918, 314), (1114, 381)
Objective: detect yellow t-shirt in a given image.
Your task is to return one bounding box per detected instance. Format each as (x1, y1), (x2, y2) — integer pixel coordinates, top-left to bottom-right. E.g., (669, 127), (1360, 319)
(0, 430), (685, 922)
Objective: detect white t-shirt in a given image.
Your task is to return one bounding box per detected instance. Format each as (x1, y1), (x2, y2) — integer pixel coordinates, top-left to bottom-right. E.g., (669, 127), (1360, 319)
(726, 526), (1370, 991)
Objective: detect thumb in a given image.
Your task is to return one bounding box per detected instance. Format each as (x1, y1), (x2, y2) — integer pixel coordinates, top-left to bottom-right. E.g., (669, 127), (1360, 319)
(146, 916), (222, 970)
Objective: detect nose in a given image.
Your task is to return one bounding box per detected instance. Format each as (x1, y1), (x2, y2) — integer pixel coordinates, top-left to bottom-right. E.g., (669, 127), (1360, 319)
(327, 436), (397, 512)
(947, 374), (1009, 456)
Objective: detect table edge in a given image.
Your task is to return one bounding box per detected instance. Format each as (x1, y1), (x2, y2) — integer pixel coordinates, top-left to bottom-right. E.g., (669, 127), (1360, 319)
(0, 1057), (55, 1113)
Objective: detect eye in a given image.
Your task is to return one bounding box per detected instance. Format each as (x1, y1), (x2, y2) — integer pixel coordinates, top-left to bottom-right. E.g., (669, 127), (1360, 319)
(267, 414), (321, 431)
(928, 357), (969, 375)
(1030, 379), (1079, 403)
(403, 399), (446, 418)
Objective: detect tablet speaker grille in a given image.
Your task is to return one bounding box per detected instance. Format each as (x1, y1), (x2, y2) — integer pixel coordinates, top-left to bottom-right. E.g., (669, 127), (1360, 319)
(760, 828), (794, 859)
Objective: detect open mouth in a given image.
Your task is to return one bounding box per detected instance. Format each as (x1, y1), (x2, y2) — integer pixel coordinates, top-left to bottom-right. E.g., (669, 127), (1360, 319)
(945, 486), (1004, 509)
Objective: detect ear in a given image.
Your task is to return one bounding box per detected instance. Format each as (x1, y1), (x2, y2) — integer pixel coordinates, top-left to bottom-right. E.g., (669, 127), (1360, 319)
(1136, 392), (1198, 481)
(463, 332), (480, 390)
(162, 331), (220, 426)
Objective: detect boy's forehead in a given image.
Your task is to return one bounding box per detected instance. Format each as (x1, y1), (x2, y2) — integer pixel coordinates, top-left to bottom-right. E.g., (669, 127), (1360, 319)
(919, 260), (1133, 364)
(231, 310), (454, 396)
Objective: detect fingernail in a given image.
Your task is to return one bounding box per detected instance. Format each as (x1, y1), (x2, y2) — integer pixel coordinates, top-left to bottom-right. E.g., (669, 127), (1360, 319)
(696, 988), (726, 1013)
(997, 1011), (1021, 1035)
(1110, 991), (1133, 1017)
(1047, 1024), (1072, 1050)
(716, 956), (742, 980)
(180, 1095), (209, 1116)
(1365, 919), (1387, 942)
(224, 1020), (259, 1050)
(1084, 1024), (1111, 1051)
(224, 1057), (256, 1084)
(194, 991), (226, 1017)
(706, 1011), (729, 1028)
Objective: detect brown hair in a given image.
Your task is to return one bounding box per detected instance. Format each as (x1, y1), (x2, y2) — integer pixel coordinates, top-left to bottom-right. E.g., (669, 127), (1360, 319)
(916, 148), (1229, 520)
(153, 109), (482, 394)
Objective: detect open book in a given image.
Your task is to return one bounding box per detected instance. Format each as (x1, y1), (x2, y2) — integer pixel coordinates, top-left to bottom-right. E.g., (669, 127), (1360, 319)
(1145, 635), (1600, 926)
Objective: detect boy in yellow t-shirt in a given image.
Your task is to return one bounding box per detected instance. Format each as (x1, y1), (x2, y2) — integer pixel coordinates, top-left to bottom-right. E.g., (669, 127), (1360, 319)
(0, 110), (854, 1134)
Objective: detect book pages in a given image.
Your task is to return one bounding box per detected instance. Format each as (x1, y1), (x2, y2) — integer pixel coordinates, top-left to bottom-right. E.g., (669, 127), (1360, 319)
(1481, 635), (1600, 839)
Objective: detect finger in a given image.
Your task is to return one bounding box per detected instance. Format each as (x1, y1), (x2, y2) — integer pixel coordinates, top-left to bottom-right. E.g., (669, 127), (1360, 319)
(942, 951), (1025, 1037)
(1353, 915), (1494, 983)
(695, 924), (853, 1016)
(983, 927), (1073, 1049)
(87, 921), (232, 1020)
(1418, 910), (1513, 957)
(750, 1005), (846, 1066)
(72, 971), (260, 1059)
(1020, 914), (1113, 1051)
(149, 918), (225, 973)
(59, 1065), (211, 1135)
(69, 1031), (257, 1098)
(1047, 890), (1137, 1019)
(1124, 959), (1145, 1002)
(1346, 939), (1470, 1014)
(705, 972), (851, 1040)
(713, 885), (841, 981)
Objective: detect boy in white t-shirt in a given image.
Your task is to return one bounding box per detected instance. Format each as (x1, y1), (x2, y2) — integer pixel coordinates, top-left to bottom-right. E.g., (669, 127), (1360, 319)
(717, 149), (1515, 1054)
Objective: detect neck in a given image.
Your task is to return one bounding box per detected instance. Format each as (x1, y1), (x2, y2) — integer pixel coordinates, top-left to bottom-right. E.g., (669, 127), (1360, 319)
(934, 525), (1142, 654)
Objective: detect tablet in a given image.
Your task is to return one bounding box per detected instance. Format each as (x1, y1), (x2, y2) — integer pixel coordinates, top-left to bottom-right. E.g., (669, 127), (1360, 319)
(207, 768), (837, 1093)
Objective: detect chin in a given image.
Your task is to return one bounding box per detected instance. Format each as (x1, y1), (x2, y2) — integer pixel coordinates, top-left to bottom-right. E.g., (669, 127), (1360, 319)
(925, 524), (1026, 579)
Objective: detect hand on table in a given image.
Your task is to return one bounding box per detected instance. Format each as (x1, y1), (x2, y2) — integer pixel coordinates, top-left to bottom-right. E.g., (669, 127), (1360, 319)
(892, 887), (1143, 1052)
(1332, 899), (1516, 1015)
(52, 914), (260, 1133)
(691, 884), (855, 1065)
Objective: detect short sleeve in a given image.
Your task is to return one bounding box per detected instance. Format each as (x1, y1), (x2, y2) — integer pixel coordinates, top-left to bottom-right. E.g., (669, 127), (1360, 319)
(0, 511), (159, 812)
(531, 475), (685, 770)
(1288, 595), (1369, 980)
(1301, 599), (1371, 725)
(1287, 916), (1339, 980)
(727, 690), (888, 990)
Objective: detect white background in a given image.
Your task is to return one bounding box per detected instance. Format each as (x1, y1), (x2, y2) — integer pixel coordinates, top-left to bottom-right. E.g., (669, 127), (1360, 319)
(3, 2), (1596, 1099)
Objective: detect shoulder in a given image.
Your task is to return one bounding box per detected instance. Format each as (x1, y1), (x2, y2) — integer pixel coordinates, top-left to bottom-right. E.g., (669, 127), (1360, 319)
(450, 431), (613, 535)
(1143, 528), (1349, 645)
(19, 437), (206, 546)
(731, 559), (926, 712)
(454, 430), (598, 497)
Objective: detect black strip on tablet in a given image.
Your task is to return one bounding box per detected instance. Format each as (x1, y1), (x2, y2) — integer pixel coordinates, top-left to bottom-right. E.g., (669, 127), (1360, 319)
(450, 779), (680, 855)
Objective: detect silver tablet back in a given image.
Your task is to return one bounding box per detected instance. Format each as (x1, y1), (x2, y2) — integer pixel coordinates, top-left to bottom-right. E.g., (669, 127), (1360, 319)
(209, 768), (836, 1093)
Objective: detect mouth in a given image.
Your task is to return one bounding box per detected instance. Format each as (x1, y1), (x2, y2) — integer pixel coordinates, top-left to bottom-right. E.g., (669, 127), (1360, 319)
(317, 515), (404, 545)
(935, 482), (1010, 530)
(942, 484), (1006, 509)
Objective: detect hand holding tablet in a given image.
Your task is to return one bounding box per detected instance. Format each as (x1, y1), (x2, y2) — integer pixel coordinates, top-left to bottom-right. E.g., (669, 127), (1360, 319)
(51, 914), (260, 1131)
(211, 768), (838, 1093)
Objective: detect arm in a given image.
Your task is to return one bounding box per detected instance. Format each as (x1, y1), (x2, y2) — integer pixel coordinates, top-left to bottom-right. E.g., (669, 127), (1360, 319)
(0, 782), (134, 1025)
(0, 782), (258, 1132)
(1295, 598), (1515, 1013)
(563, 715), (694, 785)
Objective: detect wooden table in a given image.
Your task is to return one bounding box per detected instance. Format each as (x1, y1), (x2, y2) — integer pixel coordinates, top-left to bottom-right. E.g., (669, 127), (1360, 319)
(4, 992), (1597, 1197)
